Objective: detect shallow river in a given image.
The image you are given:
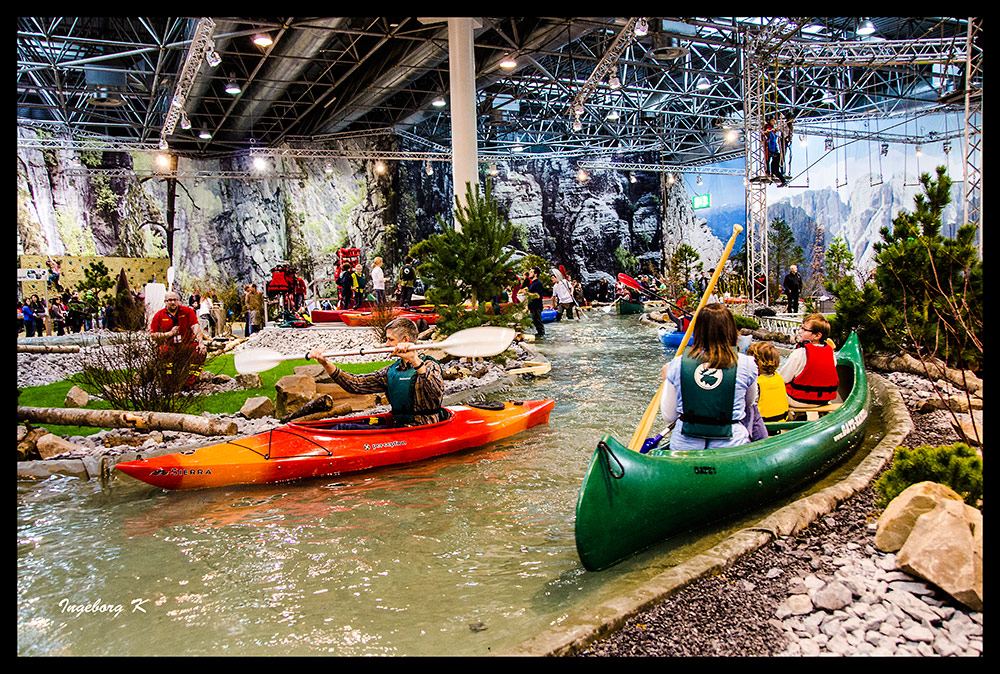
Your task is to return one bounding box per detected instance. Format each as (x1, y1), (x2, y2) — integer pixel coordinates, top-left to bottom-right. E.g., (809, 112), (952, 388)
(17, 312), (885, 656)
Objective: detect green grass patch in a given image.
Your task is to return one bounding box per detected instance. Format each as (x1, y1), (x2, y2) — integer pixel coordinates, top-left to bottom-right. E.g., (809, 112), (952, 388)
(18, 354), (391, 437)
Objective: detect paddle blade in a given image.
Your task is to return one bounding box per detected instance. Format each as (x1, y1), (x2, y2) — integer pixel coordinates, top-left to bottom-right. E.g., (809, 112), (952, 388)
(234, 348), (289, 374)
(436, 326), (515, 358)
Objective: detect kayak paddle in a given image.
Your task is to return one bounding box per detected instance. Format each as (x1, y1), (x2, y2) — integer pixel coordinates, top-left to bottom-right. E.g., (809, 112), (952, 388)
(617, 273), (692, 317)
(234, 326), (516, 374)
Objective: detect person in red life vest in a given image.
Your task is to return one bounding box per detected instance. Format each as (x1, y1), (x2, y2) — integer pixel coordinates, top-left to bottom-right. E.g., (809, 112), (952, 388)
(779, 313), (839, 404)
(150, 291), (207, 388)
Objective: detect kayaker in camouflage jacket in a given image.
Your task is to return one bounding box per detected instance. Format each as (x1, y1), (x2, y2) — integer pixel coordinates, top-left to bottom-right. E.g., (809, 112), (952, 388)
(308, 317), (444, 428)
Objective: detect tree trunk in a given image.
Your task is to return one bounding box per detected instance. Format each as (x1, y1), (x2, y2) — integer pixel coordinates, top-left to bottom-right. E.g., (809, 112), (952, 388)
(17, 406), (238, 436)
(17, 344), (81, 354)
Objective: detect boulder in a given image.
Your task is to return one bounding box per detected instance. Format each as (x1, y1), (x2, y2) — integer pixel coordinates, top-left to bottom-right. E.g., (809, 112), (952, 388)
(240, 396), (275, 419)
(874, 481), (964, 552)
(897, 498), (983, 611)
(17, 426), (49, 461)
(274, 374), (317, 419)
(235, 372), (263, 389)
(64, 385), (89, 408)
(35, 433), (81, 459)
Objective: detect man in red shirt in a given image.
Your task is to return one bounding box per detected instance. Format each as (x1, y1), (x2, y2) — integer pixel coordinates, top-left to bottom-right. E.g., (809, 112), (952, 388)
(150, 291), (207, 387)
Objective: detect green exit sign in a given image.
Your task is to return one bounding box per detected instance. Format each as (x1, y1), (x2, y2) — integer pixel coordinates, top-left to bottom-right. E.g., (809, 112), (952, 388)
(692, 194), (711, 210)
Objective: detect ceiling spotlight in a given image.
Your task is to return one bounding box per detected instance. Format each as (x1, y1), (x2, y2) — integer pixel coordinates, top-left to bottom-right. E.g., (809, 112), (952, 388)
(696, 175), (703, 186)
(425, 161), (434, 176)
(500, 54), (517, 69)
(325, 162), (334, 174)
(880, 143), (889, 156)
(856, 19), (876, 36)
(634, 18), (649, 37)
(374, 160), (386, 174)
(180, 113), (192, 130)
(608, 72), (621, 90)
(253, 33), (273, 47)
(198, 127), (212, 140)
(155, 153), (172, 169)
(915, 144), (922, 156)
(943, 140), (952, 154)
(512, 145), (524, 153)
(821, 89), (836, 104)
(577, 168), (589, 182)
(696, 76), (711, 91)
(666, 173), (675, 185)
(573, 114), (582, 132)
(824, 137), (834, 151)
(725, 129), (739, 143)
(205, 41), (222, 68)
(432, 96), (447, 108)
(225, 78), (241, 95)
(629, 172), (637, 184)
(606, 109), (619, 121)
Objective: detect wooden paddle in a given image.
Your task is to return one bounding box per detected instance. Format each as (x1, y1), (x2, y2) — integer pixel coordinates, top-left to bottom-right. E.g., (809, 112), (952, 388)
(234, 326), (516, 374)
(628, 224), (744, 451)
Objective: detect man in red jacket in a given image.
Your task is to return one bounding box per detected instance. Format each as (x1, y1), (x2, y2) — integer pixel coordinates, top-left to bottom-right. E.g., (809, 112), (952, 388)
(150, 291), (207, 388)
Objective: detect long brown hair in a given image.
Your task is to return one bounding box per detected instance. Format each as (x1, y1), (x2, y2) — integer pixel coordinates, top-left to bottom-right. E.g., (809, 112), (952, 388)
(686, 303), (738, 369)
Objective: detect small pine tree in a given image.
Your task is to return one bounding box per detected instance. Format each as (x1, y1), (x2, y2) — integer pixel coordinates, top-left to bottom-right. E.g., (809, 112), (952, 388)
(873, 443), (983, 509)
(410, 179), (516, 310)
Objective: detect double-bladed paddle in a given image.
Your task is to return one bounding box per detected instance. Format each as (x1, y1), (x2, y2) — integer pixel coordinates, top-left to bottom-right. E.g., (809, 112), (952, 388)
(234, 326), (516, 374)
(617, 273), (692, 317)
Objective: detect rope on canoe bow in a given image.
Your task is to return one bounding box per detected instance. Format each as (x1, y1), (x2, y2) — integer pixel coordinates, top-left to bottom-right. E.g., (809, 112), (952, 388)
(597, 441), (625, 479)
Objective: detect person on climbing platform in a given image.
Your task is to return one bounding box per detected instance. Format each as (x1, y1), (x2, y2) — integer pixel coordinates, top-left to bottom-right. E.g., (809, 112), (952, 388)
(657, 302), (759, 451)
(307, 317), (444, 429)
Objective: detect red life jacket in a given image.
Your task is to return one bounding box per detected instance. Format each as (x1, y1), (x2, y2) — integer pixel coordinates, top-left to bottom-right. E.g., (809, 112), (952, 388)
(786, 342), (839, 403)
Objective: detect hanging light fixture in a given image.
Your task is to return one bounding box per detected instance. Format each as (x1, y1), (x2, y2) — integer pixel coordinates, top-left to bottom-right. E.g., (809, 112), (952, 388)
(606, 109), (619, 121)
(425, 161), (434, 176)
(577, 168), (589, 182)
(198, 127), (212, 140)
(695, 76), (711, 91)
(179, 112), (192, 130)
(205, 40), (222, 68)
(432, 96), (447, 108)
(573, 113), (582, 132)
(634, 18), (649, 37)
(500, 54), (517, 69)
(253, 33), (273, 47)
(374, 160), (386, 174)
(856, 19), (876, 36)
(608, 71), (621, 90)
(489, 163), (498, 176)
(225, 77), (241, 95)
(253, 157), (268, 171)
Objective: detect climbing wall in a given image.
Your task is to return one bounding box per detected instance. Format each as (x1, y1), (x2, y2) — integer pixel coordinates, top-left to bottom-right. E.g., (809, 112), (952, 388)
(18, 255), (170, 299)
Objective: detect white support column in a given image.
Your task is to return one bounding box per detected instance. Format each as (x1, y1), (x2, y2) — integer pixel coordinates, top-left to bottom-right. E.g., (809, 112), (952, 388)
(447, 17), (480, 232)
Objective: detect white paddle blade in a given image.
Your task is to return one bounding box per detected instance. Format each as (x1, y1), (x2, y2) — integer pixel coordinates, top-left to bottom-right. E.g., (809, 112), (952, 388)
(234, 348), (289, 374)
(436, 326), (515, 358)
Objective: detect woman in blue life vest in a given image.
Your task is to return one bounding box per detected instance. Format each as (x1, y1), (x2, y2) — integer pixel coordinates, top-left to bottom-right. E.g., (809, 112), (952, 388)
(658, 303), (759, 451)
(307, 317), (444, 430)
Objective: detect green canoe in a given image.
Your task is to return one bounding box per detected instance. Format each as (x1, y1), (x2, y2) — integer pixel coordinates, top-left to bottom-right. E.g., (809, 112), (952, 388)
(617, 299), (645, 315)
(574, 332), (871, 571)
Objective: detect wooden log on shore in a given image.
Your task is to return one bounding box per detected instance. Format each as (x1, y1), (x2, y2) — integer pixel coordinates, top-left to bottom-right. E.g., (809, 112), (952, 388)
(16, 406), (238, 436)
(17, 344), (82, 354)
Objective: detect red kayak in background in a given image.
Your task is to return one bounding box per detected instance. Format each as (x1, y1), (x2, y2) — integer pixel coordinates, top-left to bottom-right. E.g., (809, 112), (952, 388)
(339, 307), (440, 327)
(115, 400), (554, 490)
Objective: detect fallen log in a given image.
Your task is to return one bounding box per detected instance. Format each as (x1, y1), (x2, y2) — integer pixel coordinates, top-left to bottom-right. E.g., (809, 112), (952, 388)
(16, 406), (238, 436)
(287, 402), (353, 423)
(280, 394), (335, 424)
(17, 344), (81, 354)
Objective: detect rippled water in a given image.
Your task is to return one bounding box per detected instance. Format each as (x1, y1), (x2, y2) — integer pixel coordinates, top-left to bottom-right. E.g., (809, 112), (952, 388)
(17, 313), (884, 656)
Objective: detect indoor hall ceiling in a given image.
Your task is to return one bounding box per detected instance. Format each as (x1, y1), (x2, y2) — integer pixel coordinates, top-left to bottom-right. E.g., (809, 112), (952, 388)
(16, 17), (977, 164)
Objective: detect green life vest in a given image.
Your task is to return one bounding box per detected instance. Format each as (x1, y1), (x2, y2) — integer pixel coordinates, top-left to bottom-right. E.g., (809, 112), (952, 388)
(386, 356), (440, 426)
(679, 352), (739, 439)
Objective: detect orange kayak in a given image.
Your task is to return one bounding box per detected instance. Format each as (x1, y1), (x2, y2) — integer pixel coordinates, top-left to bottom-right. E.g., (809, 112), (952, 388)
(115, 400), (554, 490)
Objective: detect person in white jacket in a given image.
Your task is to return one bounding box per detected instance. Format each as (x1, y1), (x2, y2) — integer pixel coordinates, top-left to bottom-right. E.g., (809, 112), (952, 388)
(371, 257), (386, 305)
(552, 276), (576, 321)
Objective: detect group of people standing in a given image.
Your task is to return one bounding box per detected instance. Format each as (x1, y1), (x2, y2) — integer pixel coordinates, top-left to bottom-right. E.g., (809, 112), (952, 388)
(19, 290), (98, 337)
(337, 256), (419, 310)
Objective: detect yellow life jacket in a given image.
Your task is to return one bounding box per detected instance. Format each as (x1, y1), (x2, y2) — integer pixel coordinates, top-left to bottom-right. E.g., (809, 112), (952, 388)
(757, 372), (789, 422)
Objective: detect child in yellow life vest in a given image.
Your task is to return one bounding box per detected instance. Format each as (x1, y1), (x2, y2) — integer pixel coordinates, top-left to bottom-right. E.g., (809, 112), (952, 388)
(739, 340), (788, 441)
(748, 341), (789, 422)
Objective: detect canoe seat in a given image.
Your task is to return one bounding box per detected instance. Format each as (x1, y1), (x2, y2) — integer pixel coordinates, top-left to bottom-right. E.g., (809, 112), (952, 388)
(788, 400), (843, 421)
